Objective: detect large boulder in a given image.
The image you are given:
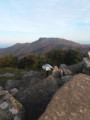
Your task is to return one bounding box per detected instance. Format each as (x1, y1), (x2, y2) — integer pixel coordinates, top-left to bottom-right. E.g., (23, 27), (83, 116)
(22, 70), (41, 79)
(82, 57), (90, 68)
(0, 90), (24, 120)
(16, 75), (59, 120)
(82, 67), (90, 75)
(5, 80), (21, 91)
(58, 75), (73, 87)
(68, 63), (83, 74)
(38, 74), (90, 120)
(59, 64), (72, 75)
(18, 71), (44, 91)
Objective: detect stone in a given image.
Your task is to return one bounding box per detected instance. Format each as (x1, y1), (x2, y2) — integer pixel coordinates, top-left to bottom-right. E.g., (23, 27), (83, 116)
(0, 73), (15, 77)
(0, 90), (24, 120)
(88, 50), (90, 59)
(16, 75), (59, 120)
(22, 70), (41, 79)
(0, 86), (3, 90)
(0, 102), (9, 109)
(58, 75), (73, 87)
(59, 64), (72, 75)
(10, 88), (19, 96)
(9, 108), (18, 114)
(82, 67), (90, 75)
(52, 66), (63, 78)
(38, 74), (90, 120)
(5, 80), (21, 91)
(82, 57), (90, 68)
(68, 62), (83, 73)
(14, 116), (21, 120)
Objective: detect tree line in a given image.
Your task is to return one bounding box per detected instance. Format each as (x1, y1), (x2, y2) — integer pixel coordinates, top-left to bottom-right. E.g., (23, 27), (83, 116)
(0, 49), (83, 69)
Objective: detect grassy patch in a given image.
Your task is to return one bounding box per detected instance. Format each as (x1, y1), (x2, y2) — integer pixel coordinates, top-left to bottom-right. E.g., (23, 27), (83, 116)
(0, 68), (25, 87)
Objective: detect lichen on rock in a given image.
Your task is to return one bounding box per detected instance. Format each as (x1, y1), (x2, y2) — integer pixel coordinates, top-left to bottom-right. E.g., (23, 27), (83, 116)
(0, 90), (24, 120)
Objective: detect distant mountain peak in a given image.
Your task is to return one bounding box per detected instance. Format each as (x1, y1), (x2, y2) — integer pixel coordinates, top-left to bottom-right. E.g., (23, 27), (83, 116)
(0, 37), (90, 58)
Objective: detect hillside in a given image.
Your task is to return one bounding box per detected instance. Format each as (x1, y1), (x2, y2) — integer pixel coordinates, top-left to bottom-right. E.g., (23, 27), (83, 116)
(0, 38), (90, 58)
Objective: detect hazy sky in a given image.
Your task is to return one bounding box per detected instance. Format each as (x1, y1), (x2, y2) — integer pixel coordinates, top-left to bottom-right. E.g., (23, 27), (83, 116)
(0, 0), (90, 47)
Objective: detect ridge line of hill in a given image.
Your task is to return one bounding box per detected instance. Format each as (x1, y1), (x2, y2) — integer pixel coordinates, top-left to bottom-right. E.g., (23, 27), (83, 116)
(0, 37), (90, 58)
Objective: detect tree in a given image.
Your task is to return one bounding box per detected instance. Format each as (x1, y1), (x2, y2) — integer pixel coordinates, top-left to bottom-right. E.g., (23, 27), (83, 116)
(0, 54), (18, 68)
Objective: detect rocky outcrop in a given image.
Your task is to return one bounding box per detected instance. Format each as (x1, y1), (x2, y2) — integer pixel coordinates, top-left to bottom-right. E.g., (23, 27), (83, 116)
(58, 75), (73, 86)
(0, 73), (15, 78)
(0, 90), (24, 120)
(38, 74), (90, 120)
(5, 80), (21, 91)
(82, 57), (90, 67)
(59, 64), (72, 75)
(16, 75), (59, 120)
(68, 62), (83, 74)
(52, 66), (63, 78)
(82, 67), (90, 75)
(5, 71), (42, 92)
(22, 70), (41, 79)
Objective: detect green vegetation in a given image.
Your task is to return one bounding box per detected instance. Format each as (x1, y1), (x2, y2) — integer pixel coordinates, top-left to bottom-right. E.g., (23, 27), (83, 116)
(0, 68), (24, 86)
(0, 49), (82, 87)
(44, 49), (82, 66)
(0, 49), (82, 70)
(0, 54), (18, 68)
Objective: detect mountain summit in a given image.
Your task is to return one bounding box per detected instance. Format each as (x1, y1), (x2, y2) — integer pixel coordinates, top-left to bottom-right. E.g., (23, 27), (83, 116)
(0, 38), (89, 58)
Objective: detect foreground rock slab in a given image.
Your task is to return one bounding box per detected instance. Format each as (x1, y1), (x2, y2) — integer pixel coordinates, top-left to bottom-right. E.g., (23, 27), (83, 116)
(38, 74), (90, 120)
(16, 75), (59, 120)
(0, 90), (24, 120)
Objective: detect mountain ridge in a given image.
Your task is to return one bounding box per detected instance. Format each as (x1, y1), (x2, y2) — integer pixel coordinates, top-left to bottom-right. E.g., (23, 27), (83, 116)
(0, 38), (90, 58)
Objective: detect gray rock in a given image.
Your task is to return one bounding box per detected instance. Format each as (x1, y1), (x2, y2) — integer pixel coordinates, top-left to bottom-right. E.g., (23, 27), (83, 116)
(59, 64), (72, 75)
(82, 67), (90, 75)
(52, 66), (63, 78)
(0, 73), (15, 77)
(0, 90), (24, 120)
(82, 57), (90, 68)
(16, 75), (59, 120)
(5, 80), (21, 91)
(68, 62), (83, 74)
(14, 116), (21, 120)
(58, 75), (73, 86)
(22, 70), (41, 79)
(88, 50), (90, 59)
(0, 86), (3, 90)
(10, 88), (19, 96)
(38, 74), (90, 120)
(0, 102), (9, 109)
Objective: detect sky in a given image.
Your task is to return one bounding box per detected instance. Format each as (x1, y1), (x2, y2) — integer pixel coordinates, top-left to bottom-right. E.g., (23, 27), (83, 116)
(0, 0), (90, 48)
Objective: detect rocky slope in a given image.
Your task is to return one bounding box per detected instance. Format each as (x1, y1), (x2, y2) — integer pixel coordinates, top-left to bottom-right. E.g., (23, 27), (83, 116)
(0, 63), (90, 120)
(0, 90), (24, 120)
(38, 74), (90, 120)
(16, 75), (59, 120)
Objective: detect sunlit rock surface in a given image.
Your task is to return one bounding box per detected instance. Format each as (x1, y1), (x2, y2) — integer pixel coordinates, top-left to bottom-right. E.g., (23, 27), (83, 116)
(38, 74), (90, 120)
(0, 90), (24, 120)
